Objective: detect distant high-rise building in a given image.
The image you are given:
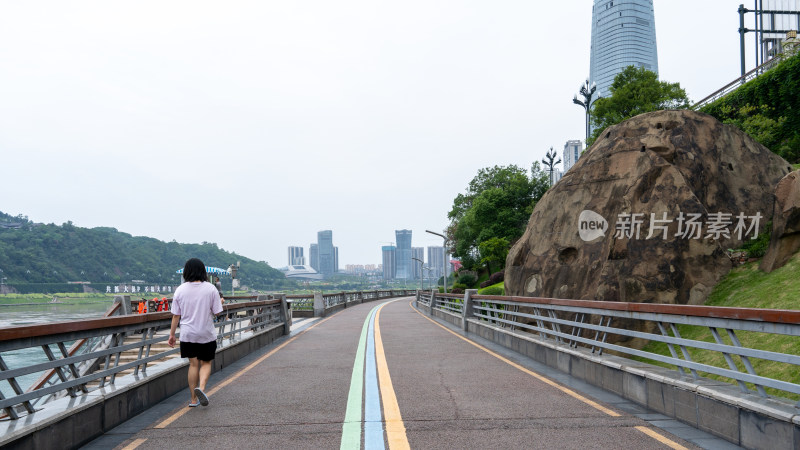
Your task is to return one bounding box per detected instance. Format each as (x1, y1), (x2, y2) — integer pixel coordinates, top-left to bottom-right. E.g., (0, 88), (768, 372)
(427, 246), (450, 282)
(395, 230), (412, 279)
(288, 246), (305, 266)
(382, 246), (396, 280)
(563, 140), (583, 172)
(334, 246), (339, 273)
(317, 230), (335, 276)
(412, 247), (424, 279)
(590, 0), (658, 100)
(309, 244), (319, 271)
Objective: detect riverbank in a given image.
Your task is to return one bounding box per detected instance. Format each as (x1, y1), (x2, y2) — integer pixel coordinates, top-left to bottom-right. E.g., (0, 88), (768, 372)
(0, 293), (119, 306)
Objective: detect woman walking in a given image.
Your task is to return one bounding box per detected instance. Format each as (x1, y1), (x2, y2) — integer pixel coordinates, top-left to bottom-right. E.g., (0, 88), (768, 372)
(168, 258), (224, 407)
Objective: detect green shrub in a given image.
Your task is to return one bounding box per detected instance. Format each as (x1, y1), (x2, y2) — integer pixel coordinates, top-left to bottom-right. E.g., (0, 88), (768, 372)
(478, 285), (504, 296)
(740, 221), (772, 258)
(457, 273), (477, 288)
(452, 282), (468, 291)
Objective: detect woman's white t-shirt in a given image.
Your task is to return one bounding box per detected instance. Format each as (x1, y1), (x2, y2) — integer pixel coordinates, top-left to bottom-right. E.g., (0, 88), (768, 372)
(171, 281), (223, 343)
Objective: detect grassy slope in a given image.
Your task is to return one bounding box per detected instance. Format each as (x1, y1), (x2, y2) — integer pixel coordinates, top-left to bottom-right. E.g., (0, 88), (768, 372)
(639, 252), (800, 400)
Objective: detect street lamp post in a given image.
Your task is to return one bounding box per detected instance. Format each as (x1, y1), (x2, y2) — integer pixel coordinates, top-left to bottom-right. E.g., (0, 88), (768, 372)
(572, 79), (598, 144)
(411, 257), (424, 291)
(425, 230), (449, 293)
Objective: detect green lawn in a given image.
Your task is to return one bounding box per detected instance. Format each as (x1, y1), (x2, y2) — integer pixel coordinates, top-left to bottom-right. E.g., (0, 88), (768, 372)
(637, 252), (800, 400)
(0, 293), (118, 304)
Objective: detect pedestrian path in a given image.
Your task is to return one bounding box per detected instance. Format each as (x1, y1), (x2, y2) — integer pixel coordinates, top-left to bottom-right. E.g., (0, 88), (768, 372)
(83, 298), (738, 450)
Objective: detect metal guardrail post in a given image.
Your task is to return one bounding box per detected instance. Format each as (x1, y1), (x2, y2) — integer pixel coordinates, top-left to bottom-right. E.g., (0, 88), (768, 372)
(313, 292), (324, 317)
(429, 289), (435, 316)
(463, 289), (476, 331)
(415, 290), (420, 308)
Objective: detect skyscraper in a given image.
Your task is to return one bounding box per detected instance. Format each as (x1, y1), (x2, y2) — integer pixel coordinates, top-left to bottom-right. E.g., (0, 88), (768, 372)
(590, 0), (658, 99)
(563, 140), (583, 172)
(334, 247), (339, 273)
(382, 246), (396, 280)
(427, 246), (449, 282)
(309, 244), (319, 271)
(317, 230), (335, 276)
(288, 246), (305, 266)
(412, 247), (425, 279)
(395, 229), (412, 280)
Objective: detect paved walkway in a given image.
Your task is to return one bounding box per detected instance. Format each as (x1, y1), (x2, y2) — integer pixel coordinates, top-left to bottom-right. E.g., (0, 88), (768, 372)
(83, 298), (739, 449)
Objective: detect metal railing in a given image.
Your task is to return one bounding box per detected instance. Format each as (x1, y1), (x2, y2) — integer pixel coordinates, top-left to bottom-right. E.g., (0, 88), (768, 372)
(425, 291), (800, 406)
(324, 290), (415, 309)
(0, 297), (284, 420)
(431, 293), (463, 315)
(691, 56), (782, 110)
(288, 289), (417, 312)
(287, 294), (314, 311)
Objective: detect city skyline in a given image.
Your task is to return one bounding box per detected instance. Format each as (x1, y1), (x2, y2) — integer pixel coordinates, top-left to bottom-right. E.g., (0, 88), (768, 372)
(1, 2), (766, 268)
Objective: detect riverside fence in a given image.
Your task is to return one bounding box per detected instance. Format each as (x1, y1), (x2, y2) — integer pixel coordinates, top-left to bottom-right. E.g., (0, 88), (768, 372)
(418, 289), (800, 448)
(0, 288), (415, 449)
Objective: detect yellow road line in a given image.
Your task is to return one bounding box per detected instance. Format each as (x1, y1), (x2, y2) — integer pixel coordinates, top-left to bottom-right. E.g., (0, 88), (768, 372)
(412, 303), (691, 448)
(155, 316), (333, 429)
(119, 438), (147, 450)
(634, 426), (689, 450)
(374, 303), (411, 450)
(410, 301), (620, 417)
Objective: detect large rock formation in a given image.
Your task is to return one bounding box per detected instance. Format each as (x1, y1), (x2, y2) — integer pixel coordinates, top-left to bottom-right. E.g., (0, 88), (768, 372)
(761, 170), (800, 272)
(506, 110), (793, 306)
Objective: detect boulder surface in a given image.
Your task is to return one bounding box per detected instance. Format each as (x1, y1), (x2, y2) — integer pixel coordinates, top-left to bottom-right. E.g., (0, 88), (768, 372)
(506, 110), (792, 306)
(761, 170), (800, 272)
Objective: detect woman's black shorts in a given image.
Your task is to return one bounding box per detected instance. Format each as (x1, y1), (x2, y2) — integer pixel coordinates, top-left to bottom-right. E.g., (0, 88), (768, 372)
(180, 340), (217, 361)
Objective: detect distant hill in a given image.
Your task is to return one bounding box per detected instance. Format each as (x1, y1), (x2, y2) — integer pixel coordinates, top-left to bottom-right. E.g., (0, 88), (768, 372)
(0, 211), (294, 292)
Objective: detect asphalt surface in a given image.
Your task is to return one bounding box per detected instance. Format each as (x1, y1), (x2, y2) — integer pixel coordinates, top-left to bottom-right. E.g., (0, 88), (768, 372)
(84, 298), (740, 450)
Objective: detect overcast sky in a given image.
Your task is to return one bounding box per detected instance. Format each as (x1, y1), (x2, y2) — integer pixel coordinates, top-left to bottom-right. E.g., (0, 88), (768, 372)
(0, 1), (769, 268)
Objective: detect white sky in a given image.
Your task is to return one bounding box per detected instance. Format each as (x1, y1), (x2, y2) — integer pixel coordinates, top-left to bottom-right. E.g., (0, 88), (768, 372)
(0, 1), (767, 268)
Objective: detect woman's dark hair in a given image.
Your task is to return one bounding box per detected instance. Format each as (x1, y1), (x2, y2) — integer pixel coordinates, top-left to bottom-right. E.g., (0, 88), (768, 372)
(183, 258), (208, 282)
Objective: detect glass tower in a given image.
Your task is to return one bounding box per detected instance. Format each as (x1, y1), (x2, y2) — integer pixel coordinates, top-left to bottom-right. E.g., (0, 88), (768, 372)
(395, 230), (412, 280)
(309, 244), (319, 271)
(317, 230), (335, 276)
(590, 0), (658, 99)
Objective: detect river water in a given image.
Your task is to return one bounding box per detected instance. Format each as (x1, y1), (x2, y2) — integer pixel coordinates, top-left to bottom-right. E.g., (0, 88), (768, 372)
(0, 301), (114, 398)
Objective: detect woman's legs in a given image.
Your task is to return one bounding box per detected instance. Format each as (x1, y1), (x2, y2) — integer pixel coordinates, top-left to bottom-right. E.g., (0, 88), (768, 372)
(187, 357), (200, 402)
(198, 359), (213, 391)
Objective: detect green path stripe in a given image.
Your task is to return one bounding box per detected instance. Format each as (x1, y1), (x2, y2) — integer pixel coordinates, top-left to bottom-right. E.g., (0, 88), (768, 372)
(341, 305), (379, 450)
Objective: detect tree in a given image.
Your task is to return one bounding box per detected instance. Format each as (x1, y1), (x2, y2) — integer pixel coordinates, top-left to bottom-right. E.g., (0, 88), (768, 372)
(478, 237), (510, 274)
(541, 147), (561, 187)
(589, 66), (689, 144)
(447, 163), (550, 270)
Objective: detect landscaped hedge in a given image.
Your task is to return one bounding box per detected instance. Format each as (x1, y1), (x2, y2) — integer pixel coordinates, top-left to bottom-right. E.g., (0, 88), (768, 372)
(700, 52), (800, 162)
